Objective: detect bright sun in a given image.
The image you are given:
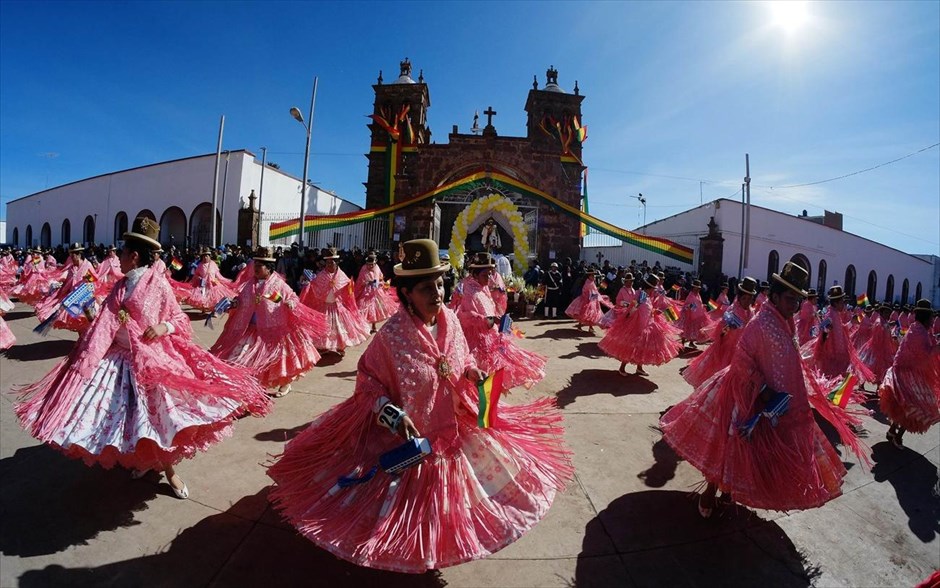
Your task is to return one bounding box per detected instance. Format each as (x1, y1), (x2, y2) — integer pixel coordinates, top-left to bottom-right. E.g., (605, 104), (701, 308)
(770, 1), (809, 32)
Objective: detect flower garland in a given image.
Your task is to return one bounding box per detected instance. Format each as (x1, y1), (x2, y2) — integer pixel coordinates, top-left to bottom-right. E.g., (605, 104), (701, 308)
(448, 194), (529, 273)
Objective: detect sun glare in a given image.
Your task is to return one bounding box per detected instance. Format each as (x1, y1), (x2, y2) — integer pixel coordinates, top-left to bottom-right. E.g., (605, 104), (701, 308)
(770, 1), (809, 32)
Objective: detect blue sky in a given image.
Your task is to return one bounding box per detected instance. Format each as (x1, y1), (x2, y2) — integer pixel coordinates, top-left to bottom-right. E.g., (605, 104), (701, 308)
(2, 1), (938, 254)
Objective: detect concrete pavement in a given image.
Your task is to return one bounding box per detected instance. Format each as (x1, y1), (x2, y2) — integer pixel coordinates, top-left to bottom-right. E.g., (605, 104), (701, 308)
(1, 302), (937, 587)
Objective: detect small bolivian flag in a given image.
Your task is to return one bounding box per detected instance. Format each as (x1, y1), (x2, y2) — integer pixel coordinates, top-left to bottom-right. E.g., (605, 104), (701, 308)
(827, 374), (858, 408)
(663, 306), (679, 322)
(83, 271), (97, 283)
(265, 291), (283, 303)
(170, 257), (183, 271)
(706, 299), (719, 311)
(670, 283), (681, 292)
(477, 370), (504, 428)
(856, 293), (869, 307)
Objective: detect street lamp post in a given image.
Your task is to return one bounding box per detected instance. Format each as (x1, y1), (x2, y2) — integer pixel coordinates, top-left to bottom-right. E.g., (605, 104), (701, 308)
(631, 193), (647, 233)
(290, 76), (318, 247)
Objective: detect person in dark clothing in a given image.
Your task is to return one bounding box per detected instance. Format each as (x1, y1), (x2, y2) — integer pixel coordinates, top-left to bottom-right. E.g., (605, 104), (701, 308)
(542, 262), (564, 318)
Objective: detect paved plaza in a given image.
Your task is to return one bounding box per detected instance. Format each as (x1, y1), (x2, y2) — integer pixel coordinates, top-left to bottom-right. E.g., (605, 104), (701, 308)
(1, 302), (937, 587)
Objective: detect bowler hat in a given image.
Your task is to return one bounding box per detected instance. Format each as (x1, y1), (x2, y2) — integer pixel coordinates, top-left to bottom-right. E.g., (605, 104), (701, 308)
(253, 247), (277, 262)
(643, 273), (660, 289)
(737, 277), (758, 296)
(123, 217), (161, 250)
(321, 247), (340, 260)
(772, 262), (809, 297)
(394, 239), (451, 277)
(827, 285), (845, 300)
(68, 242), (85, 253)
(467, 252), (496, 269)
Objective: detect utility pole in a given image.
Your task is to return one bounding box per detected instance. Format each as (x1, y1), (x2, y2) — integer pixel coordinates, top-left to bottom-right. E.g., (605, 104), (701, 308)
(257, 146), (267, 246)
(743, 154), (751, 272)
(210, 115), (224, 248)
(738, 182), (745, 278)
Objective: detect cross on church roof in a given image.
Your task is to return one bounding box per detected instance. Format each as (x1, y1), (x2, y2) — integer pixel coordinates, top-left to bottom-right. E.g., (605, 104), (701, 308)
(484, 106), (497, 128)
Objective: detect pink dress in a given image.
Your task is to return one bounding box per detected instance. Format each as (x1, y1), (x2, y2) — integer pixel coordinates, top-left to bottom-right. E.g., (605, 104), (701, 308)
(457, 278), (546, 390)
(795, 301), (820, 346)
(267, 306), (572, 573)
(878, 321), (940, 433)
(15, 266), (271, 472)
(299, 268), (370, 353)
(94, 254), (124, 299)
(599, 285), (637, 329)
(707, 291), (731, 321)
(857, 317), (899, 385)
(34, 258), (96, 333)
(0, 290), (15, 350)
(11, 256), (51, 306)
(0, 253), (17, 292)
(446, 279), (465, 311)
(180, 259), (236, 312)
(676, 290), (713, 343)
(661, 302), (847, 511)
(683, 302), (754, 388)
(802, 306), (875, 385)
(489, 272), (509, 317)
(355, 263), (398, 325)
(598, 290), (682, 366)
(564, 277), (610, 328)
(211, 271), (326, 388)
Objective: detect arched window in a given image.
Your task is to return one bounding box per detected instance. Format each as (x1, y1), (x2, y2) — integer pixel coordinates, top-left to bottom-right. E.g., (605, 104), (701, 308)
(885, 275), (895, 303)
(867, 270), (877, 302)
(83, 215), (95, 245)
(159, 206), (187, 247)
(790, 253), (811, 286)
(915, 282), (923, 301)
(114, 212), (128, 243)
(12, 227), (18, 247)
(844, 265), (857, 298)
(767, 250), (779, 281)
(25, 225), (33, 248)
(40, 222), (51, 248)
(61, 219), (71, 245)
(189, 202), (221, 247)
(817, 259), (827, 294)
(900, 279), (910, 305)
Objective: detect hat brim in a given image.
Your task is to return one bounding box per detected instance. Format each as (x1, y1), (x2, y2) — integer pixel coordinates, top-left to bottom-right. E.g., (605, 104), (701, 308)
(322, 255), (340, 260)
(771, 273), (808, 297)
(737, 284), (757, 296)
(394, 261), (451, 277)
(123, 231), (162, 250)
(68, 247), (85, 253)
(253, 256), (277, 263)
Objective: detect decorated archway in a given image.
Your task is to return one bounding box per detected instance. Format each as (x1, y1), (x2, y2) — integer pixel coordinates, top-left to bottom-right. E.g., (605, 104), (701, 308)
(448, 194), (529, 272)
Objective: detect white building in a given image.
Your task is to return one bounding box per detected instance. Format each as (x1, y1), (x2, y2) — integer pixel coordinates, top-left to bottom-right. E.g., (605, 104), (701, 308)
(5, 150), (367, 251)
(583, 198), (937, 306)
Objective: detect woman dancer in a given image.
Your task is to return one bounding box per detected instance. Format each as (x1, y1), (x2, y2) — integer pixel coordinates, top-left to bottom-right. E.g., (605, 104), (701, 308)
(179, 248), (236, 313)
(598, 273), (682, 377)
(682, 277), (757, 388)
(267, 239), (571, 573)
(879, 299), (940, 448)
(15, 217), (270, 499)
(355, 251), (398, 334)
(34, 243), (96, 333)
(457, 252), (546, 390)
(211, 247), (326, 398)
(11, 250), (51, 306)
(565, 269), (611, 334)
(676, 279), (713, 349)
(857, 304), (899, 387)
(299, 247), (370, 356)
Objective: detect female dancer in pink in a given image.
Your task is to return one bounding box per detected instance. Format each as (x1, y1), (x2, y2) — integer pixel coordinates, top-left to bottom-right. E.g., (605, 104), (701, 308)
(95, 245), (124, 299)
(795, 289), (820, 346)
(355, 252), (397, 333)
(267, 239), (571, 573)
(11, 250), (52, 306)
(15, 218), (270, 499)
(0, 289), (14, 351)
(211, 247), (326, 398)
(457, 252), (546, 390)
(682, 277), (757, 389)
(676, 279), (712, 349)
(299, 248), (369, 356)
(707, 283), (731, 321)
(661, 263), (849, 517)
(879, 299), (939, 448)
(179, 248), (236, 312)
(802, 285), (874, 386)
(489, 269), (509, 317)
(599, 273), (682, 377)
(565, 269), (611, 333)
(34, 243), (96, 333)
(857, 304), (899, 387)
(599, 272), (636, 329)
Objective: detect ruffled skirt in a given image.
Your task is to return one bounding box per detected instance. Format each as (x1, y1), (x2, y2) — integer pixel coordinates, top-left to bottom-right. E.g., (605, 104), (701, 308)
(267, 395), (572, 573)
(357, 286), (399, 325)
(15, 344), (270, 471)
(598, 311), (682, 366)
(661, 371), (845, 511)
(464, 326), (546, 389)
(316, 301), (370, 352)
(0, 317), (14, 351)
(565, 296), (607, 327)
(856, 328), (898, 384)
(11, 273), (50, 306)
(878, 363), (940, 433)
(180, 281), (236, 312)
(682, 329), (743, 388)
(676, 308), (713, 343)
(213, 318), (324, 388)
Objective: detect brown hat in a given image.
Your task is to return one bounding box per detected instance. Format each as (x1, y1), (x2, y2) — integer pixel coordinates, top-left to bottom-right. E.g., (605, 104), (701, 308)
(643, 273), (660, 289)
(67, 242), (85, 253)
(807, 288), (818, 298)
(623, 272), (634, 281)
(772, 262), (809, 297)
(123, 216), (161, 250)
(199, 247), (212, 256)
(691, 279), (702, 289)
(827, 285), (845, 300)
(394, 239), (451, 277)
(322, 247), (340, 260)
(253, 247), (276, 262)
(467, 252), (496, 269)
(737, 277), (758, 296)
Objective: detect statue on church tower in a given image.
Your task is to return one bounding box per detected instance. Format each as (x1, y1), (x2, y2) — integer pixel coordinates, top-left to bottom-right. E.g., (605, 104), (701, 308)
(480, 217), (502, 252)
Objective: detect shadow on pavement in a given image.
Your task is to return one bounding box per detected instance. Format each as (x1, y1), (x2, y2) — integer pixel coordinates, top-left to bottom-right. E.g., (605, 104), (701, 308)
(529, 328), (584, 341)
(576, 490), (820, 588)
(862, 398), (891, 426)
(637, 438), (680, 488)
(325, 370), (358, 379)
(558, 342), (606, 360)
(5, 339), (74, 362)
(254, 423), (309, 443)
(18, 489), (448, 588)
(314, 353), (345, 367)
(0, 445), (156, 557)
(2, 310), (34, 322)
(870, 441), (940, 543)
(556, 369), (658, 408)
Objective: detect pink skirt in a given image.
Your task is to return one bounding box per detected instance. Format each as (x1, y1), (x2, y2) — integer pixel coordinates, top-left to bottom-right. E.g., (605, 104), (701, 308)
(317, 301), (370, 352)
(357, 285), (399, 325)
(0, 317), (14, 351)
(181, 281), (236, 312)
(683, 326), (744, 388)
(464, 325), (546, 390)
(598, 310), (682, 366)
(267, 393), (572, 573)
(857, 328), (898, 384)
(565, 296), (607, 327)
(878, 363), (940, 433)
